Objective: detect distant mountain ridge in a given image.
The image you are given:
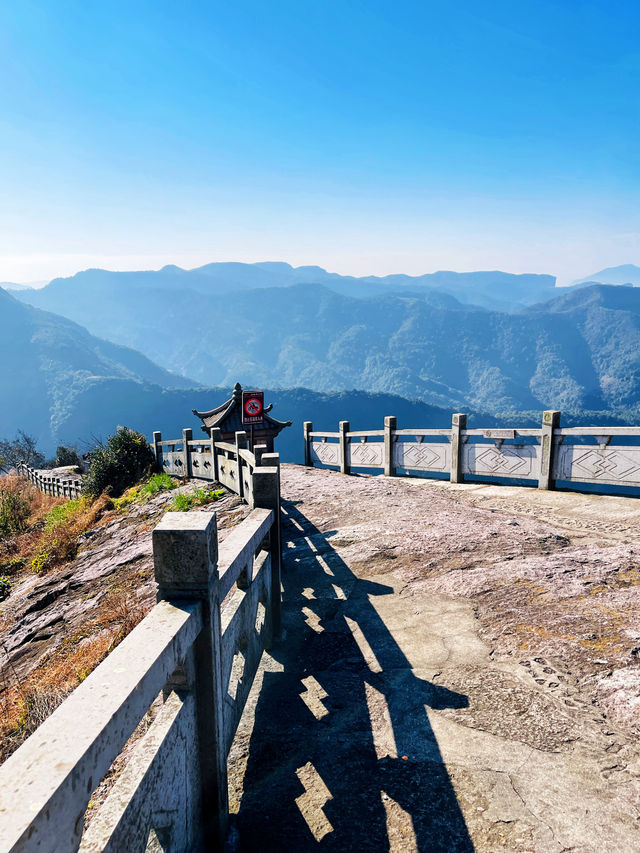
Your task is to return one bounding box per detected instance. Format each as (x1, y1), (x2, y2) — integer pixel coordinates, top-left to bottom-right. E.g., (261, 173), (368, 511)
(14, 271), (640, 415)
(572, 264), (640, 286)
(0, 287), (469, 459)
(4, 279), (640, 459)
(21, 262), (558, 313)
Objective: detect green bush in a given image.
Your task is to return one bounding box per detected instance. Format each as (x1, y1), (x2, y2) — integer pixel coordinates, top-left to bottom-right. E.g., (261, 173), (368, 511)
(141, 473), (177, 497)
(43, 498), (86, 531)
(171, 487), (224, 512)
(31, 553), (51, 573)
(83, 428), (156, 498)
(55, 446), (82, 469)
(0, 557), (24, 575)
(112, 473), (178, 511)
(0, 577), (10, 600)
(0, 490), (32, 540)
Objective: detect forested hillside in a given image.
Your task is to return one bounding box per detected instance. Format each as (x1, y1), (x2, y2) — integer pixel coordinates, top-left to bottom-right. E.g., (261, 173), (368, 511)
(17, 277), (640, 414)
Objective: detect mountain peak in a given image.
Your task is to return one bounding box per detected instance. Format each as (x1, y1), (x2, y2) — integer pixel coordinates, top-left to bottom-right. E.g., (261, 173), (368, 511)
(572, 264), (640, 286)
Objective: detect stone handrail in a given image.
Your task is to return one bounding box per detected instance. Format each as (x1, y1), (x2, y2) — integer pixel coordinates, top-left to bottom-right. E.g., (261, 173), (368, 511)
(304, 411), (640, 495)
(150, 428), (274, 509)
(1, 450), (282, 851)
(16, 461), (83, 499)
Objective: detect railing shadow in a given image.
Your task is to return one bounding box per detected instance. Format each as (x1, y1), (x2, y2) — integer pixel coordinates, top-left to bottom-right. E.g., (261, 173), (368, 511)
(233, 499), (473, 852)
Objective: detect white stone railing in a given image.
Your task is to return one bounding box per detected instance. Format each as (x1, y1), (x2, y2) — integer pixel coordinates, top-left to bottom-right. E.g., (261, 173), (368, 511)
(304, 412), (640, 495)
(0, 455), (282, 852)
(151, 428), (267, 508)
(17, 461), (83, 499)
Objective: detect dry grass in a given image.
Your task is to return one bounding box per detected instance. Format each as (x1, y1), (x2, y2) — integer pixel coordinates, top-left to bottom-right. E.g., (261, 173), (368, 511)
(0, 475), (113, 579)
(0, 477), (63, 567)
(30, 493), (113, 572)
(0, 576), (147, 762)
(0, 476), (143, 761)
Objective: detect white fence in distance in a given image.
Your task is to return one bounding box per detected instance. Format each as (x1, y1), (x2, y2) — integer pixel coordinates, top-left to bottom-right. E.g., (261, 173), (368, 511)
(304, 412), (640, 495)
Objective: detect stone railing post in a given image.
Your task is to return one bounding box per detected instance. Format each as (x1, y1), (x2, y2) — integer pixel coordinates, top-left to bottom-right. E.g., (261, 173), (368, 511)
(153, 510), (228, 848)
(235, 431), (248, 499)
(450, 413), (467, 484)
(254, 443), (267, 467)
(539, 410), (561, 490)
(210, 428), (222, 483)
(339, 420), (350, 475)
(303, 421), (313, 467)
(182, 428), (193, 479)
(252, 462), (281, 641)
(152, 431), (162, 468)
(384, 415), (396, 476)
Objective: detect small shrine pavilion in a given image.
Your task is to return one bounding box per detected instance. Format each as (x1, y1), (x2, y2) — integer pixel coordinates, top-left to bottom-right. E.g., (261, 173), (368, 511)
(192, 383), (292, 453)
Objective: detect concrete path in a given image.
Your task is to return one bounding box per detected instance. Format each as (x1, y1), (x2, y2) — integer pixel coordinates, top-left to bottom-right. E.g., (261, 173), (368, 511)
(227, 466), (640, 852)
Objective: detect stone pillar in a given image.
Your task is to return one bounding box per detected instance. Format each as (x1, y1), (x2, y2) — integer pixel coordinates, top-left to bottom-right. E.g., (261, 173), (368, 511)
(182, 428), (193, 479)
(254, 444), (267, 467)
(539, 410), (561, 490)
(252, 464), (282, 641)
(339, 421), (350, 475)
(152, 431), (162, 469)
(303, 421), (313, 467)
(153, 511), (228, 848)
(450, 413), (467, 484)
(384, 416), (397, 477)
(235, 431), (248, 500)
(210, 428), (222, 483)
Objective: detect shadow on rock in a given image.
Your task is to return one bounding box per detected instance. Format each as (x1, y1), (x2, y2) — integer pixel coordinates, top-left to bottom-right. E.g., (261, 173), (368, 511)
(233, 500), (473, 852)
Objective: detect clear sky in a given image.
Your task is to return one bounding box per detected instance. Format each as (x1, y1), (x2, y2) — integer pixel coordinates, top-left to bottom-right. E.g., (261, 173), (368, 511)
(1, 0), (638, 284)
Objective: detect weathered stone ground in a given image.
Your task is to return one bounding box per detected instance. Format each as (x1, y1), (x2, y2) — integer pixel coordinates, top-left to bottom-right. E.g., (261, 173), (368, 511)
(0, 481), (249, 767)
(227, 464), (640, 852)
(0, 484), (248, 685)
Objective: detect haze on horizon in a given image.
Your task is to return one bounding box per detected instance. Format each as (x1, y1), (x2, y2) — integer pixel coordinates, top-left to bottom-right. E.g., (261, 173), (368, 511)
(1, 0), (638, 286)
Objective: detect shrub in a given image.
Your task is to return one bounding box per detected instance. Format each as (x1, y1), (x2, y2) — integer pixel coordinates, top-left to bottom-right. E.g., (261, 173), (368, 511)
(43, 497), (86, 531)
(0, 489), (32, 540)
(31, 553), (52, 573)
(112, 473), (178, 511)
(171, 487), (224, 512)
(55, 446), (82, 469)
(0, 577), (10, 600)
(141, 472), (177, 497)
(84, 427), (156, 498)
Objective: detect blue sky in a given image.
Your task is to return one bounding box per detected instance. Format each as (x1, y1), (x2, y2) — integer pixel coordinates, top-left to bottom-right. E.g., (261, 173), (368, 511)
(1, 0), (638, 283)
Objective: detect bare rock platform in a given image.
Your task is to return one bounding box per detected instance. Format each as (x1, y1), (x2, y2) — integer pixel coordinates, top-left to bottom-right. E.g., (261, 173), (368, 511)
(228, 464), (640, 852)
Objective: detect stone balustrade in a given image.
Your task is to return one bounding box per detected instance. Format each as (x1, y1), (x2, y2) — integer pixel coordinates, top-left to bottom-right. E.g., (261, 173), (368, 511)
(304, 412), (640, 496)
(152, 429), (269, 509)
(17, 461), (83, 499)
(0, 445), (282, 852)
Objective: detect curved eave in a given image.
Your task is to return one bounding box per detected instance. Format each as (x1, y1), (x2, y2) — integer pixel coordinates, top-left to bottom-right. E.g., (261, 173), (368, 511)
(192, 400), (234, 419)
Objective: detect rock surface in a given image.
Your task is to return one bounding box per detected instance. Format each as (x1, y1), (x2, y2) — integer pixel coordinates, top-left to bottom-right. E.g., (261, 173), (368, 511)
(228, 465), (640, 852)
(0, 483), (249, 691)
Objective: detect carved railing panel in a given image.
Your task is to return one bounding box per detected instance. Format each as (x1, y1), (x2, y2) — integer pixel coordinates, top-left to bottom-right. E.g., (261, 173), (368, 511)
(162, 450), (184, 476)
(310, 441), (340, 467)
(393, 441), (450, 472)
(347, 441), (384, 468)
(553, 444), (640, 487)
(462, 442), (539, 480)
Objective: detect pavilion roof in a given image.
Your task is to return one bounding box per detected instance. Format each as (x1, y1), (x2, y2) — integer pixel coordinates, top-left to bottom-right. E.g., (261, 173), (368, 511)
(192, 383), (292, 434)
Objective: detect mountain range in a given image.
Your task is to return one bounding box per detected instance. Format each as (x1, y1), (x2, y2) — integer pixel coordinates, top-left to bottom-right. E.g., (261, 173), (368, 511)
(18, 262), (558, 313)
(14, 264), (640, 415)
(4, 262), (640, 459)
(1, 284), (482, 459)
(0, 287), (194, 450)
